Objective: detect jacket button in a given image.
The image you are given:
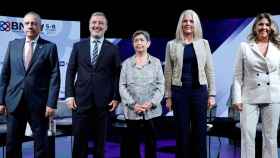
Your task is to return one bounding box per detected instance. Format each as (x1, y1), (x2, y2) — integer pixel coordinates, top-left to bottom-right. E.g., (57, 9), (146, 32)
(256, 73), (259, 76)
(266, 72), (269, 75)
(257, 83), (261, 86)
(267, 82), (270, 85)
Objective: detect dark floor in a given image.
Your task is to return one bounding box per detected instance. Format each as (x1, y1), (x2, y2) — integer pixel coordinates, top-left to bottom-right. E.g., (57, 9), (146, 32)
(0, 136), (245, 158)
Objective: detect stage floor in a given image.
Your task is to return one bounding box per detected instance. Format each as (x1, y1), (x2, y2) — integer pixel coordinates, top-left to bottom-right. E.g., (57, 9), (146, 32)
(1, 136), (280, 158)
(0, 136), (242, 158)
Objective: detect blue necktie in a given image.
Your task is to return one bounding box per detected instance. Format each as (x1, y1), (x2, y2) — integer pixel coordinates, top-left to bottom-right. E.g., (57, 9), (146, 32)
(91, 40), (99, 65)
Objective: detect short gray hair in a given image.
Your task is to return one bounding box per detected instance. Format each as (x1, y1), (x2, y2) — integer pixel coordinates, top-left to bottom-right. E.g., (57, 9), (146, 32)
(24, 11), (42, 25)
(132, 30), (151, 41)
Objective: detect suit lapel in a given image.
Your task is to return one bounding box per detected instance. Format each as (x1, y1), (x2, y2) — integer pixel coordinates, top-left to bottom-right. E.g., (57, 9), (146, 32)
(192, 40), (199, 57)
(82, 39), (91, 66)
(174, 40), (184, 64)
(266, 42), (274, 59)
(25, 38), (44, 73)
(17, 39), (26, 73)
(265, 42), (279, 72)
(249, 42), (266, 59)
(250, 42), (279, 72)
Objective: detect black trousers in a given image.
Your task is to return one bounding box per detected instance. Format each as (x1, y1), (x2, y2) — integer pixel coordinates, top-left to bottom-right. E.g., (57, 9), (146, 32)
(172, 84), (208, 158)
(125, 118), (157, 158)
(72, 106), (108, 158)
(6, 97), (49, 158)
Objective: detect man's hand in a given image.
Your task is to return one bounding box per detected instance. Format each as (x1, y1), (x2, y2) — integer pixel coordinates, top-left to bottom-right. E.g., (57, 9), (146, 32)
(45, 106), (55, 118)
(108, 100), (119, 112)
(0, 105), (6, 115)
(66, 98), (77, 110)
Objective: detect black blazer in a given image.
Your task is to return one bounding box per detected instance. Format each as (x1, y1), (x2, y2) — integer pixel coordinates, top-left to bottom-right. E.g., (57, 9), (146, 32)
(65, 38), (121, 112)
(0, 38), (61, 112)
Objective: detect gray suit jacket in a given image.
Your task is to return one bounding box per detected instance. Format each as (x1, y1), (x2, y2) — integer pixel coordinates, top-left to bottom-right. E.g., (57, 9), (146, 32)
(0, 38), (60, 112)
(232, 42), (280, 104)
(164, 39), (216, 98)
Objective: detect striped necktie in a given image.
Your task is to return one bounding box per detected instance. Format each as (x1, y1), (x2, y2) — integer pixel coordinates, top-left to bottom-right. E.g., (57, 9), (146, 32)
(91, 40), (99, 65)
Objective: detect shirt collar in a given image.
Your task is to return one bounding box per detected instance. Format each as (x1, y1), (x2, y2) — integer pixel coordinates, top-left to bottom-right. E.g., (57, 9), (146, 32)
(90, 36), (104, 44)
(25, 35), (40, 43)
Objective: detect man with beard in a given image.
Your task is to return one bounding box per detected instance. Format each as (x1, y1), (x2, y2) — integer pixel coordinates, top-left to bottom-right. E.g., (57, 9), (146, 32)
(65, 12), (121, 158)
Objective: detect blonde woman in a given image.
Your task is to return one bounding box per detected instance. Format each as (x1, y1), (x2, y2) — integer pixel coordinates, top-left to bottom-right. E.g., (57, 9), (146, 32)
(164, 9), (216, 158)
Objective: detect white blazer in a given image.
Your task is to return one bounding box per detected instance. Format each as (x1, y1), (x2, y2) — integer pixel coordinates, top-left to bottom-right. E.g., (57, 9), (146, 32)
(232, 41), (280, 104)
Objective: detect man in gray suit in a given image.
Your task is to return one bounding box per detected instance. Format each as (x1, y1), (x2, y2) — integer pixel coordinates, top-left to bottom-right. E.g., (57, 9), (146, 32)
(0, 12), (60, 158)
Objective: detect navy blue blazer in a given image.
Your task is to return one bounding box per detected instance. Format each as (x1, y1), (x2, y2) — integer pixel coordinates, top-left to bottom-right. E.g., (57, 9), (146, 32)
(65, 38), (121, 112)
(0, 37), (61, 112)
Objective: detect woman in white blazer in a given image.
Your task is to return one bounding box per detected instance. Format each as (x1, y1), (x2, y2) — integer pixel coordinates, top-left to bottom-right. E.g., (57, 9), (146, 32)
(164, 9), (216, 158)
(232, 13), (280, 158)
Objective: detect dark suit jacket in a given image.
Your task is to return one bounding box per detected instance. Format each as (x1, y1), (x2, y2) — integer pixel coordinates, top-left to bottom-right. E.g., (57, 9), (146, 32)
(0, 37), (61, 113)
(65, 38), (121, 112)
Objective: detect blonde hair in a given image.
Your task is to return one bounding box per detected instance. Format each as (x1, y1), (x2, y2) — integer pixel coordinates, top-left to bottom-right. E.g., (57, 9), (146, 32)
(175, 9), (203, 41)
(248, 13), (280, 48)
